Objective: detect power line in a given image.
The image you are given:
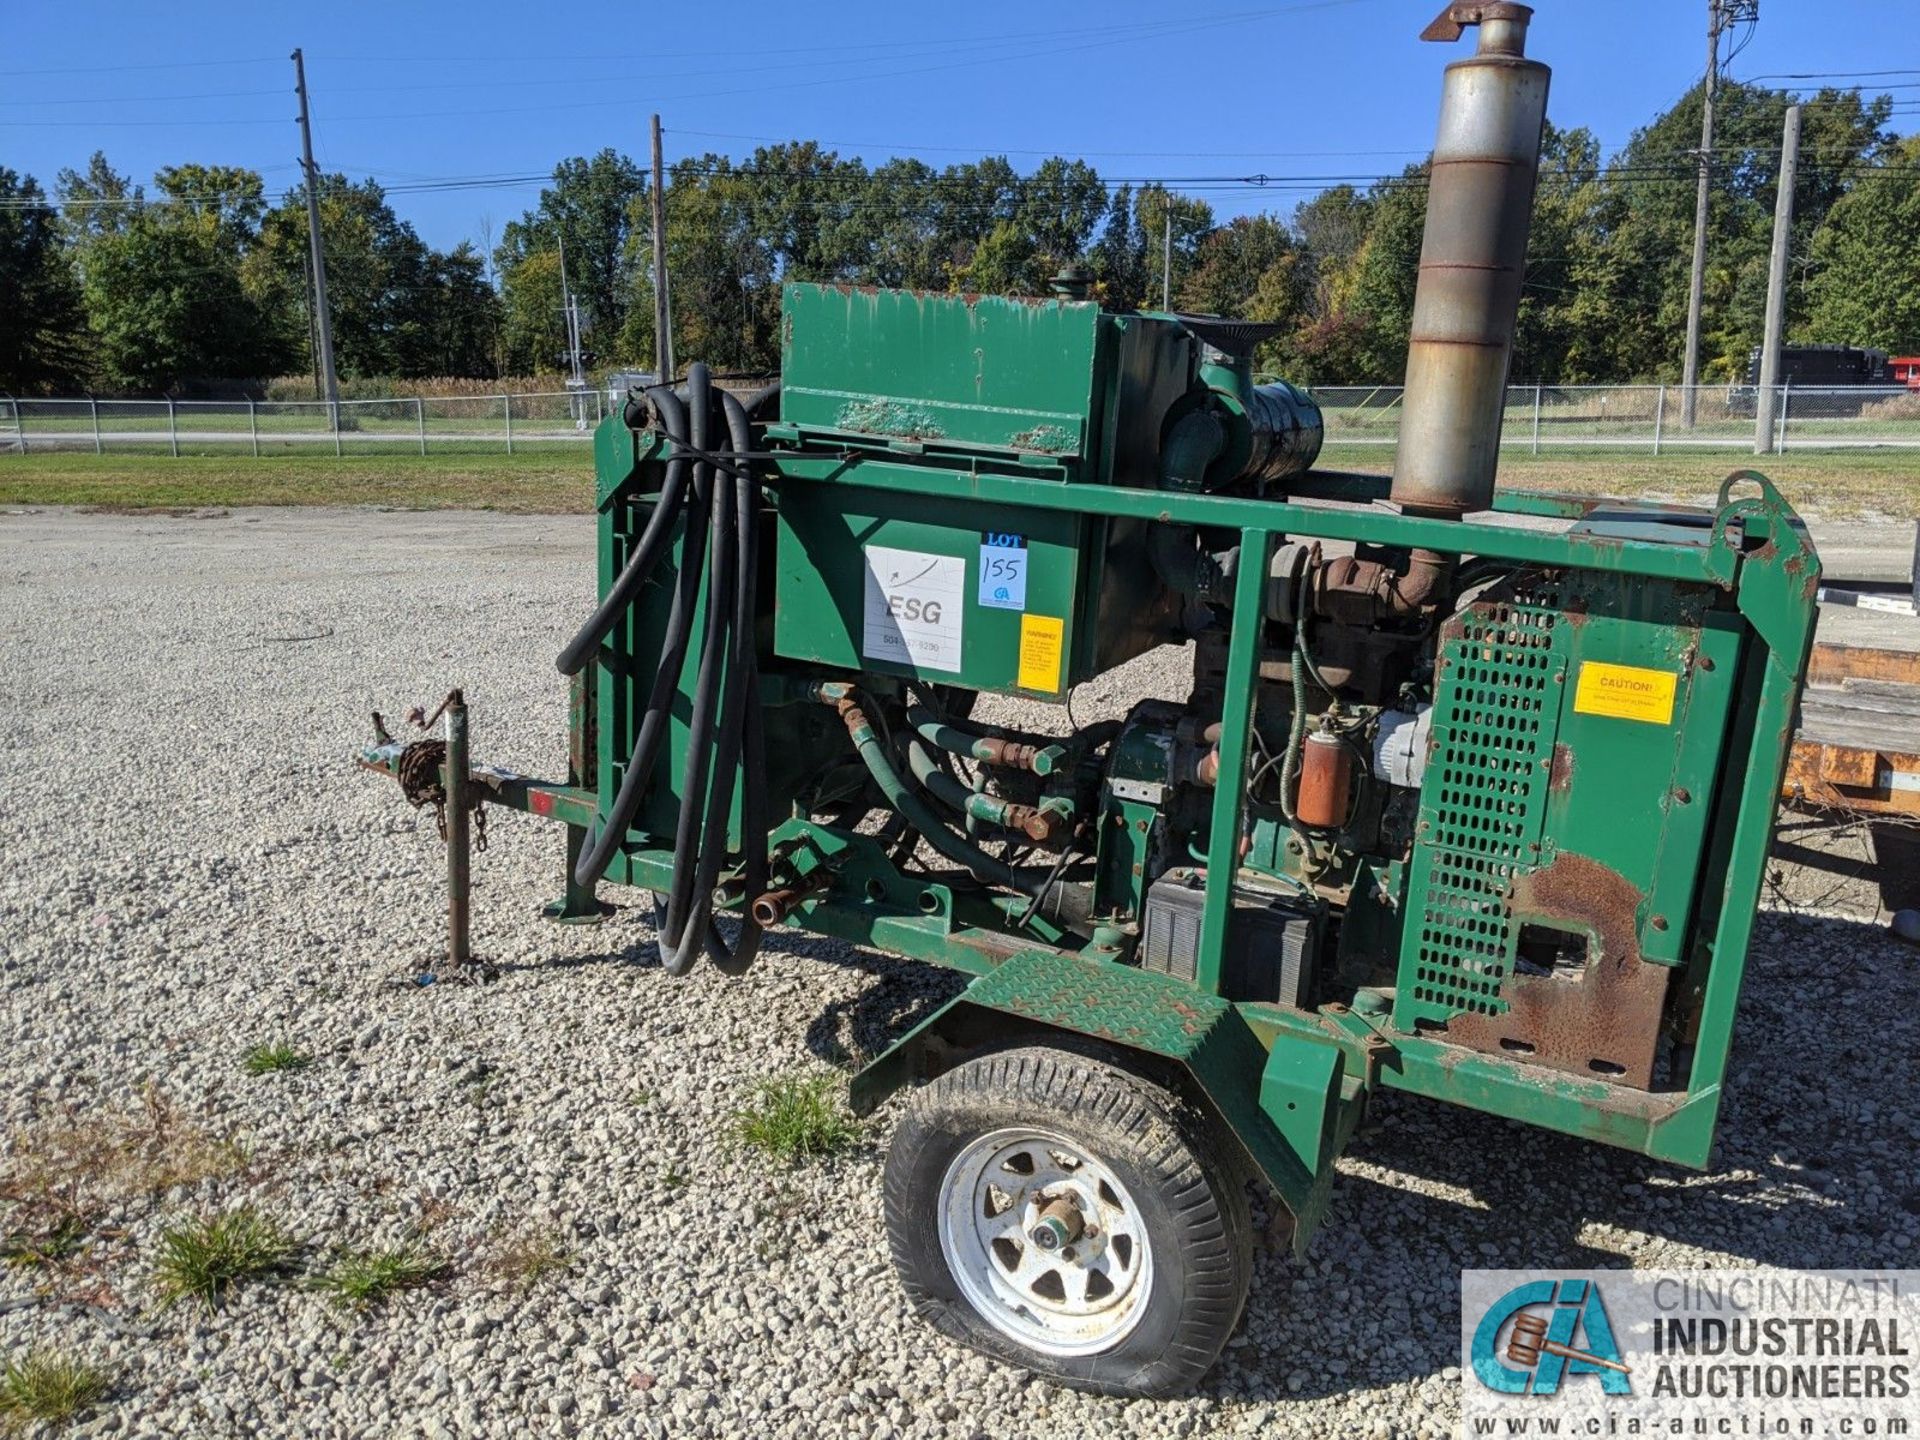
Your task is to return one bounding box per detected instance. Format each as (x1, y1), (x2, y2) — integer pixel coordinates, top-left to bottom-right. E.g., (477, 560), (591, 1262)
(0, 55), (277, 78)
(6, 28), (1270, 113)
(302, 4), (1379, 67)
(0, 115), (288, 129)
(0, 87), (285, 108)
(11, 153), (1918, 215)
(0, 0), (1374, 102)
(673, 129), (1433, 161)
(26, 0), (1380, 131)
(1743, 69), (1920, 82)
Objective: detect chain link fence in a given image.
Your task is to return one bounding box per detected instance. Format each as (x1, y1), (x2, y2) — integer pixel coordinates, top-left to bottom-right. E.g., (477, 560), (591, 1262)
(1314, 384), (1920, 454)
(3, 384), (1919, 457)
(0, 390), (609, 456)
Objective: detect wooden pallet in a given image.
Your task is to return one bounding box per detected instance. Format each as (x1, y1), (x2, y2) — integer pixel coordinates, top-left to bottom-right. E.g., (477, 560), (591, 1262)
(1785, 643), (1920, 817)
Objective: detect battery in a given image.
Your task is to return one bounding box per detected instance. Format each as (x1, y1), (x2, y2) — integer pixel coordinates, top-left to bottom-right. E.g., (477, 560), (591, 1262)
(1139, 868), (1324, 1008)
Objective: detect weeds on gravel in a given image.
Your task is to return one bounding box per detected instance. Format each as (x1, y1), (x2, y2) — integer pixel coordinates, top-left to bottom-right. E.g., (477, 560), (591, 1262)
(483, 1225), (571, 1292)
(2, 1088), (248, 1217)
(315, 1243), (446, 1308)
(728, 1074), (860, 1163)
(412, 1193), (462, 1233)
(153, 1207), (296, 1311)
(0, 1349), (109, 1431)
(0, 1212), (88, 1269)
(242, 1043), (310, 1076)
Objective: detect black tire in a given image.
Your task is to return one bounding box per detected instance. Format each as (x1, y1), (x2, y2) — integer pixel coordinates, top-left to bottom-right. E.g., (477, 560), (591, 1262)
(882, 1044), (1253, 1397)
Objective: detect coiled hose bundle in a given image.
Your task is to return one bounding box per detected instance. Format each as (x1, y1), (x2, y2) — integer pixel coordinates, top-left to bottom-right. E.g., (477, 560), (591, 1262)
(556, 363), (768, 975)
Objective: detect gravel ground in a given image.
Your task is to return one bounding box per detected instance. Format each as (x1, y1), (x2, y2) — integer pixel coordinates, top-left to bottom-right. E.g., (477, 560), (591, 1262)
(2, 505), (1916, 1440)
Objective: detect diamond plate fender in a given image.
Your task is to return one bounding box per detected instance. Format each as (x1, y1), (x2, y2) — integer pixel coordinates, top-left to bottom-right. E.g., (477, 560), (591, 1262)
(848, 948), (1358, 1254)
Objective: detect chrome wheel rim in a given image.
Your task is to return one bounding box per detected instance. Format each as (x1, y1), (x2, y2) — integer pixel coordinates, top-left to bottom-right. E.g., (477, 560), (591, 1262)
(936, 1126), (1153, 1357)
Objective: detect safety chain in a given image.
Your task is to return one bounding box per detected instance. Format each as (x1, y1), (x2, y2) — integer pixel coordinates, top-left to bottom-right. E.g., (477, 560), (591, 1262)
(394, 738), (489, 852)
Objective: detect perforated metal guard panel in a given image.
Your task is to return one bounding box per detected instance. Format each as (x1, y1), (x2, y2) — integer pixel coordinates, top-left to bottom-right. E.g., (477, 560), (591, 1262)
(1393, 593), (1566, 1029)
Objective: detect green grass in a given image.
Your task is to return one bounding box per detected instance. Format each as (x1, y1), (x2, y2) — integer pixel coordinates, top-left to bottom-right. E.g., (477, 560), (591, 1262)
(0, 1351), (109, 1432)
(152, 1207), (297, 1311)
(728, 1073), (860, 1164)
(314, 1243), (446, 1308)
(0, 452), (591, 512)
(1315, 443), (1920, 519)
(4, 443), (1918, 518)
(241, 1042), (310, 1076)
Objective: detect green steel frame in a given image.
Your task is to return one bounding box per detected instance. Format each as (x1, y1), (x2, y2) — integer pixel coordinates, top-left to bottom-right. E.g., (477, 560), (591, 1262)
(367, 401), (1818, 1246)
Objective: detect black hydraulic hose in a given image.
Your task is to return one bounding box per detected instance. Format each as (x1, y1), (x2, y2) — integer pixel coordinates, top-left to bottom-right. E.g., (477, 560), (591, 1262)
(660, 364), (733, 970)
(571, 367), (772, 980)
(555, 386), (692, 677)
(572, 392), (714, 889)
(701, 391), (769, 977)
(742, 379), (781, 421)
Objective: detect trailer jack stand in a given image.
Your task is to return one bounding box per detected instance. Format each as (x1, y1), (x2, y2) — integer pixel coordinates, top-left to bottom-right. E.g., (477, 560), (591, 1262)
(362, 690), (498, 984)
(425, 690), (497, 983)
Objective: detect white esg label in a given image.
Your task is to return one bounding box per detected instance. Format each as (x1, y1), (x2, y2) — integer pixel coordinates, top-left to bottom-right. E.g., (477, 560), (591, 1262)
(862, 546), (965, 673)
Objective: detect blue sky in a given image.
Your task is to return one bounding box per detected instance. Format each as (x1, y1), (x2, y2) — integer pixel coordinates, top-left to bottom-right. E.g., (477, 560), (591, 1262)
(5, 0), (1915, 254)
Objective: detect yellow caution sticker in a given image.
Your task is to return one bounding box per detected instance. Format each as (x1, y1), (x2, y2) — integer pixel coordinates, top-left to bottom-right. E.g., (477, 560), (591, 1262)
(1017, 613), (1066, 692)
(1573, 661), (1679, 725)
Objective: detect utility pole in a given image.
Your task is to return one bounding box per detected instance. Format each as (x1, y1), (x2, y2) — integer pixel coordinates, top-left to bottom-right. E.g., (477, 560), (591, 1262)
(557, 234), (586, 389)
(557, 234), (588, 424)
(1753, 103), (1801, 455)
(301, 249), (322, 402)
(1680, 0), (1758, 428)
(649, 113), (674, 383)
(291, 49), (339, 426)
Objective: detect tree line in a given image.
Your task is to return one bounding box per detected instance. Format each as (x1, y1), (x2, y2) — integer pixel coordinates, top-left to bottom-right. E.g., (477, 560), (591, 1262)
(0, 78), (1914, 398)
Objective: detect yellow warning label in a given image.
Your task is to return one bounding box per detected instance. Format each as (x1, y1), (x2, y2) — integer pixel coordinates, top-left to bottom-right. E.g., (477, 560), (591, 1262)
(1573, 661), (1679, 725)
(1017, 614), (1066, 692)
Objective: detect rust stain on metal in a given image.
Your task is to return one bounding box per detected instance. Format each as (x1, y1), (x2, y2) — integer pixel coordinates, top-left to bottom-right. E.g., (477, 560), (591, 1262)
(1443, 853), (1668, 1089)
(1008, 425), (1076, 454)
(1548, 742), (1574, 794)
(950, 929), (1034, 965)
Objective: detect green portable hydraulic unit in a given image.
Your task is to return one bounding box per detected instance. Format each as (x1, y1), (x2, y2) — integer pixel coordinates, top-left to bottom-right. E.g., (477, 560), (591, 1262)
(361, 2), (1818, 1396)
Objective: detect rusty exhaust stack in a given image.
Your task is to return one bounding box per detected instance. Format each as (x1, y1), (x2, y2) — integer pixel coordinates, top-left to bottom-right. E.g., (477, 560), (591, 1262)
(1390, 3), (1550, 519)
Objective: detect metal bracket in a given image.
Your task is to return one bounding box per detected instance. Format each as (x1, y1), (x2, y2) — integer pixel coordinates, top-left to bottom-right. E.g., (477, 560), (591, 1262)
(1420, 1), (1531, 43)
